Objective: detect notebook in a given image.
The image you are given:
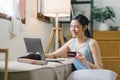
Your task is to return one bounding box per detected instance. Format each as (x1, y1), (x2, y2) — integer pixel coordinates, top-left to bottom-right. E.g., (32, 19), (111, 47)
(18, 38), (64, 64)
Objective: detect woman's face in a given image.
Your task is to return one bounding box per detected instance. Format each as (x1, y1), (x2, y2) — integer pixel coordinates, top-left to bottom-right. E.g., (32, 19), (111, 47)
(70, 20), (84, 38)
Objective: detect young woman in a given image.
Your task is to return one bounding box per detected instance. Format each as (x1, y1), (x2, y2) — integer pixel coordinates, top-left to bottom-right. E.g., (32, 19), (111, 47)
(45, 14), (103, 69)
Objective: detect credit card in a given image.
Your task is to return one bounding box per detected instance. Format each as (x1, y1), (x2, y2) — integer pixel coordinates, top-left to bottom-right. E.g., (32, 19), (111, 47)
(67, 52), (76, 57)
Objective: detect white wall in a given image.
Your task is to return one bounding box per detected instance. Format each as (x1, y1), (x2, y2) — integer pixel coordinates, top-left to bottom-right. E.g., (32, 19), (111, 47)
(94, 0), (120, 30)
(0, 0), (52, 60)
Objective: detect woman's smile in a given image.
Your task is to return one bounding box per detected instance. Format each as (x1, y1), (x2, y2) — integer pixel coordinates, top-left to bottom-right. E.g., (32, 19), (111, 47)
(72, 31), (78, 36)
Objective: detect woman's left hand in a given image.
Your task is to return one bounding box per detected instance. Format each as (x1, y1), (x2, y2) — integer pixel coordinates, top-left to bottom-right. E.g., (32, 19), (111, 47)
(75, 52), (87, 64)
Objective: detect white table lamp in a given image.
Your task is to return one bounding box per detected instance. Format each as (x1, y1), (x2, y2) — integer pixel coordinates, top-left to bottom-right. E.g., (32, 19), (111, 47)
(44, 0), (71, 53)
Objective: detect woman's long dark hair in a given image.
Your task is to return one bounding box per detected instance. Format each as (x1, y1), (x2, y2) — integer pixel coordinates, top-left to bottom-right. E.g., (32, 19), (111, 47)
(72, 14), (91, 38)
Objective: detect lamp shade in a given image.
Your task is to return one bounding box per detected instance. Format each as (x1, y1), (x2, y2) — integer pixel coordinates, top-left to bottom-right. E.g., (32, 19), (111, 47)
(43, 0), (71, 17)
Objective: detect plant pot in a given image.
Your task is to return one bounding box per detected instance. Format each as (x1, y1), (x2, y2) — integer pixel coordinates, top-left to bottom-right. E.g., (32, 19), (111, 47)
(99, 23), (109, 31)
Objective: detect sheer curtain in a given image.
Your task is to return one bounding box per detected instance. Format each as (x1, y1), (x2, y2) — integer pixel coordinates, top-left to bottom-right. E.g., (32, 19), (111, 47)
(9, 0), (21, 38)
(0, 0), (24, 38)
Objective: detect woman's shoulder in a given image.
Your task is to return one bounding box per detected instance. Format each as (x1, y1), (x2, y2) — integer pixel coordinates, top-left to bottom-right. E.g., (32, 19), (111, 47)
(65, 38), (76, 47)
(88, 38), (98, 46)
(67, 38), (76, 43)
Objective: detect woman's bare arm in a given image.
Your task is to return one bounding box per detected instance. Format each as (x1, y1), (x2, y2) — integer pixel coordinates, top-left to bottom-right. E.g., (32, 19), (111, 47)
(45, 39), (74, 58)
(87, 39), (103, 69)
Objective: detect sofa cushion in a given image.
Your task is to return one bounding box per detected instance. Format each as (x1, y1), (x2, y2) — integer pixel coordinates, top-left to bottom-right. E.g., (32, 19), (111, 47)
(66, 69), (117, 80)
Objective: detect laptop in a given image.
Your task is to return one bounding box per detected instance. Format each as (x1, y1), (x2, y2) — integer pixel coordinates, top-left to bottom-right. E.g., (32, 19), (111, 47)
(24, 38), (46, 61)
(24, 38), (64, 63)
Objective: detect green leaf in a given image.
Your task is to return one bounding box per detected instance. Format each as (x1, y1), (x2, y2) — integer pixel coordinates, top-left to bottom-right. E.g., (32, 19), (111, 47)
(92, 6), (116, 23)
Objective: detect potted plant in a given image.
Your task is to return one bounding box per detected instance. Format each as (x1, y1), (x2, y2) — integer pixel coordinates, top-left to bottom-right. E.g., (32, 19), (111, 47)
(92, 6), (116, 30)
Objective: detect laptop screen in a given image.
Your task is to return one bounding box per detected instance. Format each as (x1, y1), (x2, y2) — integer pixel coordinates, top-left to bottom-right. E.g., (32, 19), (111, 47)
(24, 38), (45, 60)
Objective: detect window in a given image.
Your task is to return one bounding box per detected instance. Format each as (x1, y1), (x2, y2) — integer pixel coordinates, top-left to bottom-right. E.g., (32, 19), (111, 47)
(0, 0), (13, 20)
(0, 0), (13, 16)
(0, 0), (26, 23)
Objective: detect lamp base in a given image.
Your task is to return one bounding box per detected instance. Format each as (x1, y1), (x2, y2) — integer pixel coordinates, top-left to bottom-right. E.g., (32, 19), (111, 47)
(45, 27), (66, 57)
